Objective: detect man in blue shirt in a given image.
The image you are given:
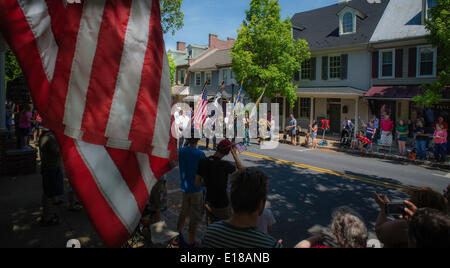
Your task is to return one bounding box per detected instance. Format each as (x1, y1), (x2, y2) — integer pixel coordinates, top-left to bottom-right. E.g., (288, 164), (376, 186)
(176, 137), (206, 247)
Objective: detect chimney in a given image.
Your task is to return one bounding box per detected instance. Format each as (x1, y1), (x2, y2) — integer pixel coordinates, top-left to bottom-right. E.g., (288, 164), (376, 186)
(177, 41), (186, 51)
(209, 34), (218, 49)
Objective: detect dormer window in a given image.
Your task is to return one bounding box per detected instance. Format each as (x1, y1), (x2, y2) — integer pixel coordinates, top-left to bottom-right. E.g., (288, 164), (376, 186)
(342, 12), (353, 34)
(425, 0), (437, 20)
(337, 6), (366, 36)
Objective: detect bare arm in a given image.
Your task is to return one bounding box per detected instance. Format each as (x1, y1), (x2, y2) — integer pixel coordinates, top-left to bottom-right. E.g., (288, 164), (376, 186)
(231, 147), (244, 170)
(295, 235), (324, 248)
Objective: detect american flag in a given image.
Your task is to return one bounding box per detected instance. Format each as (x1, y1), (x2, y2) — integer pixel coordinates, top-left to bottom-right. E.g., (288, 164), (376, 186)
(0, 0), (177, 247)
(193, 82), (208, 129)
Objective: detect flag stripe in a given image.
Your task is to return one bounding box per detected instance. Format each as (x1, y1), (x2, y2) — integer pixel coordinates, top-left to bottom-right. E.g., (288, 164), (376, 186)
(151, 50), (172, 159)
(105, 0), (152, 148)
(107, 148), (150, 213)
(62, 0), (106, 139)
(44, 0), (66, 45)
(56, 134), (130, 248)
(80, 0), (132, 145)
(128, 0), (164, 153)
(75, 140), (141, 234)
(18, 0), (58, 83)
(136, 153), (158, 194)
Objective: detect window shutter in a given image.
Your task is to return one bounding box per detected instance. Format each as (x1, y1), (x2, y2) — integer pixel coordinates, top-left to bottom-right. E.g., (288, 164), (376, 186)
(340, 54), (348, 80)
(437, 48), (443, 73)
(372, 51), (379, 78)
(311, 57), (316, 80)
(395, 49), (403, 78)
(322, 56), (328, 80)
(408, 47), (417, 77)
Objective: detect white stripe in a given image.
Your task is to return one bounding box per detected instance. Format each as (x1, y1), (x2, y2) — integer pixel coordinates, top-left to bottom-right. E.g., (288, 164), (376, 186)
(19, 0), (58, 82)
(105, 0), (152, 144)
(151, 50), (172, 159)
(136, 153), (158, 194)
(75, 140), (141, 234)
(62, 0), (106, 138)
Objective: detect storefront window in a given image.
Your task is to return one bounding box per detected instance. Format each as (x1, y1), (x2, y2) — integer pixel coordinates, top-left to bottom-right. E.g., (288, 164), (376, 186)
(300, 98), (311, 118)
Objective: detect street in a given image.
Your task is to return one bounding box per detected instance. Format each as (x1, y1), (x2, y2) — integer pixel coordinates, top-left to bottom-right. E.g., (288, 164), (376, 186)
(189, 140), (449, 247)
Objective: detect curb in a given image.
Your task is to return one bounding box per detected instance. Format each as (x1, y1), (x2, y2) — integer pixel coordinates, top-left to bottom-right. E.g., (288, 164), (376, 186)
(315, 145), (450, 171)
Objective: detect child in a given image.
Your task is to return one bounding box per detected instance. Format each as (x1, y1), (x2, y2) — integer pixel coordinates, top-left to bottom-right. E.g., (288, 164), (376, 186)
(256, 202), (276, 234)
(433, 124), (448, 162)
(358, 131), (373, 154)
(282, 130), (288, 144)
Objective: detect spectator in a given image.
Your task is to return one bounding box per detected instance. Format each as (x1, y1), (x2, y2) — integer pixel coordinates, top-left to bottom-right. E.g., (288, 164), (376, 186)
(433, 124), (448, 162)
(357, 130), (373, 154)
(202, 168), (282, 248)
(310, 120), (318, 149)
(380, 115), (394, 147)
(176, 137), (206, 247)
(296, 206), (368, 248)
(147, 174), (168, 223)
(39, 128), (64, 226)
(415, 120), (430, 161)
(363, 119), (377, 143)
(5, 103), (12, 139)
(33, 109), (43, 143)
(434, 116), (448, 131)
(257, 202), (276, 235)
(18, 104), (33, 149)
(287, 114), (297, 146)
(196, 139), (243, 225)
(408, 208), (450, 248)
(396, 119), (409, 157)
(341, 116), (354, 140)
(374, 188), (448, 248)
(444, 184), (450, 213)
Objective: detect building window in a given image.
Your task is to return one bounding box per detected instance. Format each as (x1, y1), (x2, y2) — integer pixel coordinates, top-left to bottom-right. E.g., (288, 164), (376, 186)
(329, 56), (341, 79)
(300, 98), (311, 118)
(179, 69), (186, 85)
(301, 59), (312, 80)
(205, 72), (212, 85)
(417, 46), (436, 77)
(343, 12), (353, 34)
(379, 49), (395, 78)
(426, 0), (437, 20)
(223, 69), (228, 84)
(195, 72), (201, 86)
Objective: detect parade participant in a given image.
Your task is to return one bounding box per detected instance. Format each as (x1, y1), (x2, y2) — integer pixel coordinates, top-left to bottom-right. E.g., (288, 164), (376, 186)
(380, 115), (394, 147)
(287, 114), (297, 146)
(39, 128), (64, 226)
(433, 124), (448, 162)
(196, 139), (243, 225)
(202, 168), (282, 248)
(204, 114), (217, 150)
(177, 110), (189, 148)
(396, 120), (409, 157)
(176, 137), (206, 247)
(243, 112), (251, 147)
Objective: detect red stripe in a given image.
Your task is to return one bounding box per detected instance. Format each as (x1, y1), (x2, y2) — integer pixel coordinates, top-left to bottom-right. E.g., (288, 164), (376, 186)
(55, 132), (130, 248)
(128, 0), (164, 153)
(0, 0), (51, 112)
(44, 0), (66, 45)
(106, 148), (150, 213)
(80, 0), (133, 145)
(45, 3), (84, 132)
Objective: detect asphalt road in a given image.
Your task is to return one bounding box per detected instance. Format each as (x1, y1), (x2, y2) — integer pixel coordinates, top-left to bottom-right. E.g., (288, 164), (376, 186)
(195, 139), (450, 248)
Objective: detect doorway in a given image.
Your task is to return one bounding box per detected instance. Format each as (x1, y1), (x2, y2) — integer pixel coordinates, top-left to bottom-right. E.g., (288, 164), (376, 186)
(328, 104), (341, 134)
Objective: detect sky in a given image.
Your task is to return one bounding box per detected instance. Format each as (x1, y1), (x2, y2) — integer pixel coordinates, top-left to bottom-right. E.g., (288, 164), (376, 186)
(163, 0), (340, 51)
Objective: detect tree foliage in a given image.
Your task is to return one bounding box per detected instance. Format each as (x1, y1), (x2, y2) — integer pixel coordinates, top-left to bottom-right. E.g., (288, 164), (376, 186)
(5, 49), (22, 89)
(414, 0), (450, 107)
(231, 0), (310, 107)
(160, 0), (184, 36)
(168, 52), (176, 86)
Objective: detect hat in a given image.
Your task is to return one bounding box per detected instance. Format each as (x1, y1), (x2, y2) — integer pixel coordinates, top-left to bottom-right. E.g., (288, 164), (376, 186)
(217, 139), (232, 155)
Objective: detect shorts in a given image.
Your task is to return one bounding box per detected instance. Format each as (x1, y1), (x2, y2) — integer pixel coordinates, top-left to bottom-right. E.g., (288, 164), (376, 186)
(290, 129), (296, 137)
(35, 121), (41, 130)
(148, 179), (167, 211)
(311, 133), (317, 139)
(180, 191), (204, 229)
(205, 203), (232, 225)
(42, 168), (64, 198)
(398, 137), (407, 142)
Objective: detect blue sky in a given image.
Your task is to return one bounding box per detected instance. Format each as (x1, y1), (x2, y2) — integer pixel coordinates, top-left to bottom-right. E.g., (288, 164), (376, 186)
(164, 0), (339, 51)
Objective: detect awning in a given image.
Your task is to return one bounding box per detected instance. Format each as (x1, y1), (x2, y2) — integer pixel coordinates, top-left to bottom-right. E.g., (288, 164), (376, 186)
(172, 86), (190, 96)
(182, 95), (215, 103)
(296, 87), (366, 97)
(365, 85), (421, 100)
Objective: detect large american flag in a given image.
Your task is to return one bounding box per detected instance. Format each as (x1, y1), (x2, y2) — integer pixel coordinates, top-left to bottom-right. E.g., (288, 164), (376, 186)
(0, 0), (177, 247)
(193, 82), (208, 129)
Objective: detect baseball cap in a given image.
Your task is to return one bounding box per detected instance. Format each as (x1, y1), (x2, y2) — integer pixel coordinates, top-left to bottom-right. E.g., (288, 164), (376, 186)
(217, 139), (232, 155)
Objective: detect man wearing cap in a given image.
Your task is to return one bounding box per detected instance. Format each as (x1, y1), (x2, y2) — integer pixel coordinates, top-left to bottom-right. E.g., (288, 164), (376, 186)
(195, 139), (243, 225)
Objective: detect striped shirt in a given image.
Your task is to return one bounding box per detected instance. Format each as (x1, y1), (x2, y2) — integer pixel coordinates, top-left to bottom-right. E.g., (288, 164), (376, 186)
(202, 221), (282, 248)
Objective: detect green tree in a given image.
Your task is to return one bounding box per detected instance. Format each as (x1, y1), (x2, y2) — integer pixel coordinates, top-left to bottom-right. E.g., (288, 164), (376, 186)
(231, 0), (310, 107)
(168, 52), (176, 86)
(161, 0), (184, 35)
(413, 0), (450, 107)
(5, 49), (22, 88)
